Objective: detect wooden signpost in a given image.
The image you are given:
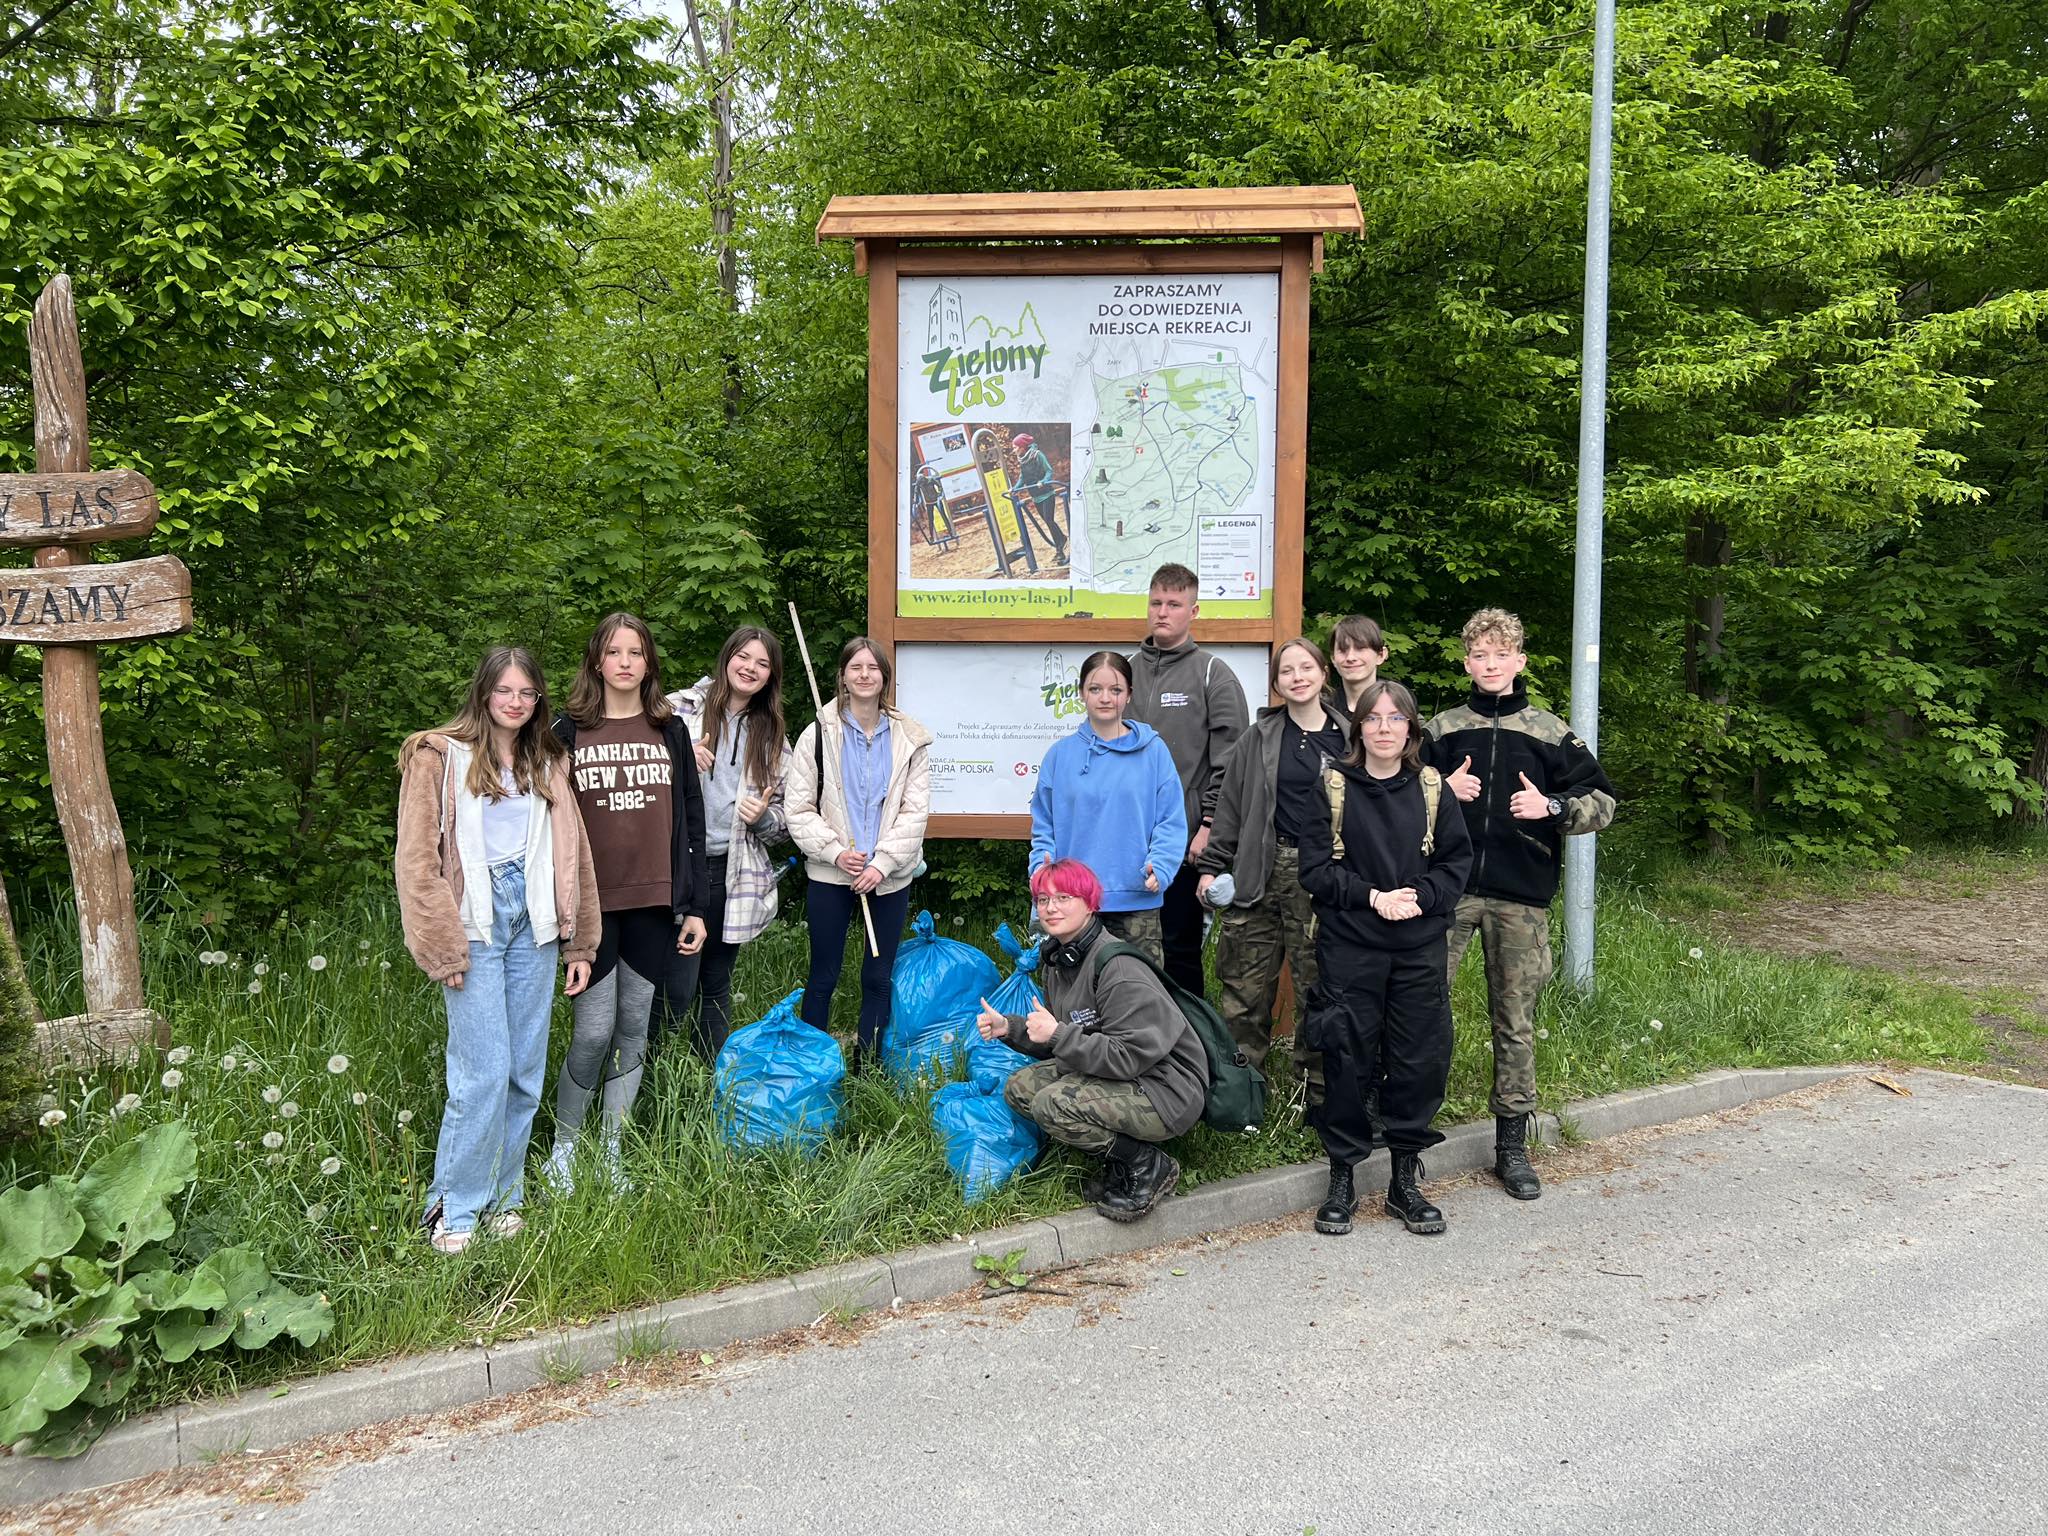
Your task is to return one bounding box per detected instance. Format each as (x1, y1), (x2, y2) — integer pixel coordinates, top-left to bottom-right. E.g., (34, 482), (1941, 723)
(4, 274), (193, 1055)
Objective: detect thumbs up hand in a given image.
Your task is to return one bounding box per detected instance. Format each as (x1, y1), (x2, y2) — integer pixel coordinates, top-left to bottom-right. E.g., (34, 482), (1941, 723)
(1510, 771), (1553, 821)
(1447, 754), (1481, 803)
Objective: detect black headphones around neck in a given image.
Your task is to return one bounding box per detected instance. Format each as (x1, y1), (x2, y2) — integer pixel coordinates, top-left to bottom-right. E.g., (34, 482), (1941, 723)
(1043, 919), (1104, 972)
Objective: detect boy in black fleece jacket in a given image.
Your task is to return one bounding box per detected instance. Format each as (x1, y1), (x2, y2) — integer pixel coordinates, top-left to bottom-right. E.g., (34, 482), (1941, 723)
(1423, 608), (1616, 1201)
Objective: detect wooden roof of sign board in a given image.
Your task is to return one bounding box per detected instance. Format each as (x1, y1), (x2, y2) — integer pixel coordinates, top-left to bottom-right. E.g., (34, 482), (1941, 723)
(816, 186), (1365, 243)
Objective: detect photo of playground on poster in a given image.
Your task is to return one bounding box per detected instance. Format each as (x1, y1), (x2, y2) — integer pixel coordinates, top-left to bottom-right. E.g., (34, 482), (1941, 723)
(896, 273), (1279, 619)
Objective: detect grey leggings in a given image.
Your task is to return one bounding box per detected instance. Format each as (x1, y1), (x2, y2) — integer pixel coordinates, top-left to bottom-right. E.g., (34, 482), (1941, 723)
(554, 906), (671, 1139)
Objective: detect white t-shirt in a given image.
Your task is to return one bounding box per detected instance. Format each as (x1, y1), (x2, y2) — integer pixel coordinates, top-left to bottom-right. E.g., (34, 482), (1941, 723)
(481, 766), (531, 866)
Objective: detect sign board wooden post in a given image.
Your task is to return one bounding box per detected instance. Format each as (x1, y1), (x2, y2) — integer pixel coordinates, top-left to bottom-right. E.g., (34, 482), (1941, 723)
(6, 274), (194, 1053)
(818, 188), (1363, 838)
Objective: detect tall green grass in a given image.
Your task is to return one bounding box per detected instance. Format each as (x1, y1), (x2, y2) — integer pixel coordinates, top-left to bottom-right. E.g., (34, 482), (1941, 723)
(6, 879), (1986, 1417)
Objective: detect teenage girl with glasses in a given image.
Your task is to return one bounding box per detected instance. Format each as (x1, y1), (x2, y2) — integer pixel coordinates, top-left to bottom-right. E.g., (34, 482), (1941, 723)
(395, 647), (600, 1253)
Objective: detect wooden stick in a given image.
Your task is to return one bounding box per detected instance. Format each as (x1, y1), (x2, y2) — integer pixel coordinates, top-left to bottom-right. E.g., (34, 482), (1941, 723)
(29, 275), (149, 1020)
(787, 602), (880, 959)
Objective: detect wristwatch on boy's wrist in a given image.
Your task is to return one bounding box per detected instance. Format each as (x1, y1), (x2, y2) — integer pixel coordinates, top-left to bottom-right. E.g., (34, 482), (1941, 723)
(1546, 795), (1565, 819)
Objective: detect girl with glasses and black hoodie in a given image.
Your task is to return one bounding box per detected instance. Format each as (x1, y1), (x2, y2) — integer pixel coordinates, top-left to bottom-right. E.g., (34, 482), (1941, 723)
(1295, 679), (1472, 1238)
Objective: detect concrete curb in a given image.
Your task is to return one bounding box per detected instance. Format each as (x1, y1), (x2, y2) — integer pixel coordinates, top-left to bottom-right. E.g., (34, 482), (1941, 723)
(0, 1063), (1860, 1507)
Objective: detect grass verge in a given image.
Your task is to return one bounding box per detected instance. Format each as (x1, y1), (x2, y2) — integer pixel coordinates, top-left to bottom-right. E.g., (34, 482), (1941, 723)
(5, 876), (1990, 1427)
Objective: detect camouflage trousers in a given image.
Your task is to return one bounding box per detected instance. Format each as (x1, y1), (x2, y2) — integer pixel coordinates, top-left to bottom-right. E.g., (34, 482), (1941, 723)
(1214, 843), (1323, 1098)
(1444, 894), (1553, 1117)
(1004, 1061), (1171, 1154)
(1099, 907), (1165, 970)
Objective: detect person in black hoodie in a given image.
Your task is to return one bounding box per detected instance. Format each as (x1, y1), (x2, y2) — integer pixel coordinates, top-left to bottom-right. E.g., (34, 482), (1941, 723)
(1422, 608), (1615, 1202)
(1297, 679), (1472, 1237)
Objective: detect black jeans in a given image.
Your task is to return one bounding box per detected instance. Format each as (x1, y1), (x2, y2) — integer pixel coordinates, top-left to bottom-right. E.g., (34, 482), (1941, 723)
(1158, 859), (1208, 997)
(1307, 934), (1452, 1163)
(798, 881), (914, 1050)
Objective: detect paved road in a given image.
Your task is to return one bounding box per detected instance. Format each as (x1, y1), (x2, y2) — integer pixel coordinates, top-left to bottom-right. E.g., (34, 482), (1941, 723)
(99, 1072), (2048, 1534)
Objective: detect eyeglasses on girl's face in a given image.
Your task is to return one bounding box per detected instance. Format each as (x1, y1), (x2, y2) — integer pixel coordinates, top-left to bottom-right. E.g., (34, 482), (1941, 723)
(1035, 891), (1082, 910)
(1363, 712), (1409, 730)
(491, 686), (540, 704)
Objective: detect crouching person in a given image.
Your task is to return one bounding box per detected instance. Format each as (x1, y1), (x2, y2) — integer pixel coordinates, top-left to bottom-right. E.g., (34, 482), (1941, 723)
(976, 858), (1208, 1223)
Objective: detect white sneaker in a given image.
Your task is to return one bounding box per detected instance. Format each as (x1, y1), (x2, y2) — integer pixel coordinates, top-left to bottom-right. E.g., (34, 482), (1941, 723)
(540, 1142), (576, 1196)
(484, 1210), (525, 1239)
(429, 1220), (473, 1255)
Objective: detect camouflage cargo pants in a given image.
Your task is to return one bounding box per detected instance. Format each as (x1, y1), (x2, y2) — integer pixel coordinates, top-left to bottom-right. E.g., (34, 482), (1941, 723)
(1214, 843), (1323, 1098)
(1004, 1061), (1171, 1154)
(1444, 894), (1553, 1117)
(1099, 907), (1165, 970)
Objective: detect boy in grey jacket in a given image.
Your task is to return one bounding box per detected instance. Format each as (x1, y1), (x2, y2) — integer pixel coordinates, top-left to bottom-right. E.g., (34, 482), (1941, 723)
(1127, 562), (1249, 995)
(978, 858), (1207, 1222)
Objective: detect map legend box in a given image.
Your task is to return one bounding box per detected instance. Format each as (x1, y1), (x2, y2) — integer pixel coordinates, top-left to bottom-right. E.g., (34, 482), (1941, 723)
(1197, 516), (1263, 599)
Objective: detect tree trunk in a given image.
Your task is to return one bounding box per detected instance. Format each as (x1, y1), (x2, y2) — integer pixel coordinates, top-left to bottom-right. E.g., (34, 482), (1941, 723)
(2021, 723), (2048, 828)
(0, 870), (43, 1029)
(1682, 512), (1733, 855)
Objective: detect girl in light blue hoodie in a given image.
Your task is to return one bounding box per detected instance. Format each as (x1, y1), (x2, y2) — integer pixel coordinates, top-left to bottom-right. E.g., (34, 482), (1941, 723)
(1029, 650), (1188, 967)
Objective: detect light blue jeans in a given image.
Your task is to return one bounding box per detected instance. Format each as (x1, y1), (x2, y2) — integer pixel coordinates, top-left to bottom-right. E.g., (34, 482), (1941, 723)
(428, 861), (556, 1233)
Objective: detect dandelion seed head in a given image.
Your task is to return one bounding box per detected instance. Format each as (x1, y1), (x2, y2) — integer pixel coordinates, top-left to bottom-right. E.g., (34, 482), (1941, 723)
(114, 1092), (142, 1116)
(166, 1045), (192, 1066)
(327, 1054), (350, 1074)
(247, 979), (263, 996)
(39, 1109), (65, 1129)
(319, 1156), (341, 1177)
(305, 1203), (329, 1224)
(1687, 947), (1704, 961)
(1536, 1027), (1550, 1041)
(219, 1053), (238, 1072)
(397, 1109), (414, 1126)
(265, 1152), (284, 1167)
(160, 1069), (183, 1090)
(262, 1130), (284, 1150)
(351, 1091), (367, 1106)
(379, 960), (391, 972)
(358, 938), (371, 951)
(1650, 1018), (1665, 1031)
(253, 961), (269, 977)
(308, 955), (328, 972)
(263, 1085), (282, 1104)
(279, 1101), (299, 1119)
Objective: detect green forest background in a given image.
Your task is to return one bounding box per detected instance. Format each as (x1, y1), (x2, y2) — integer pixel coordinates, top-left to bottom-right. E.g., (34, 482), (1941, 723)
(4, 0), (2046, 924)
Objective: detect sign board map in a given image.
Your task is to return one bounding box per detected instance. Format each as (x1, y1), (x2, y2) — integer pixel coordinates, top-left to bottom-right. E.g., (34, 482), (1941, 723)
(897, 641), (1273, 818)
(897, 273), (1279, 619)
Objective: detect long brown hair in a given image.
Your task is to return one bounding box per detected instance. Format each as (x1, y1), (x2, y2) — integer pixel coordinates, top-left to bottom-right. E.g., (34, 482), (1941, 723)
(833, 635), (895, 715)
(403, 646), (566, 802)
(565, 612), (673, 730)
(1345, 678), (1423, 775)
(702, 625), (787, 792)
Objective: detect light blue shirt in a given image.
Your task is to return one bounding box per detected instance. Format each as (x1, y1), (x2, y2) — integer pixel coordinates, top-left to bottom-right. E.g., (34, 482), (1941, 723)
(840, 712), (892, 853)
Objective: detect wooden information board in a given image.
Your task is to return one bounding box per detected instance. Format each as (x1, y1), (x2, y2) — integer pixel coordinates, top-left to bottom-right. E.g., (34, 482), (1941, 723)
(818, 188), (1363, 838)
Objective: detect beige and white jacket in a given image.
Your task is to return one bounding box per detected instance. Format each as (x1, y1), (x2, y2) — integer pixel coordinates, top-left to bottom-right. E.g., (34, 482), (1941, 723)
(785, 701), (932, 897)
(394, 734), (601, 982)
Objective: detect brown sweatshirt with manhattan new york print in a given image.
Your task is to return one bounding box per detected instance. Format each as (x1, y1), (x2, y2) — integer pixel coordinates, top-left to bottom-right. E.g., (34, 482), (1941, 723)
(568, 715), (674, 911)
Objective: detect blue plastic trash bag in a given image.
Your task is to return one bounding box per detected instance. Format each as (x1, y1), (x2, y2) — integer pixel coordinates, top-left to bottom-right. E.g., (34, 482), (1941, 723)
(714, 987), (844, 1153)
(884, 911), (1000, 1086)
(968, 921), (1042, 1080)
(931, 1065), (1045, 1201)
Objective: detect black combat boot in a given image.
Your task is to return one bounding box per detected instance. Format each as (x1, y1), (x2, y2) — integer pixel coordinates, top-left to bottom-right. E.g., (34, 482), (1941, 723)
(1385, 1151), (1446, 1235)
(1314, 1160), (1357, 1235)
(1098, 1135), (1180, 1222)
(1492, 1113), (1542, 1200)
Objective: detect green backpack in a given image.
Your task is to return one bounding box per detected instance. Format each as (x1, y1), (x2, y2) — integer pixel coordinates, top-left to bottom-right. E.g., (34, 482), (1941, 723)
(1090, 940), (1268, 1135)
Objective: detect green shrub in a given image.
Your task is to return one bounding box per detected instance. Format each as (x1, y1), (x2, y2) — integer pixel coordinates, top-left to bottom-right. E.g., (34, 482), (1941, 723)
(0, 1121), (333, 1457)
